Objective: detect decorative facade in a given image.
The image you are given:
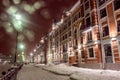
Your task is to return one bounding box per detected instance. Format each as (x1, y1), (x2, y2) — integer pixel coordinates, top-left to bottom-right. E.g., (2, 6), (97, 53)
(47, 0), (120, 70)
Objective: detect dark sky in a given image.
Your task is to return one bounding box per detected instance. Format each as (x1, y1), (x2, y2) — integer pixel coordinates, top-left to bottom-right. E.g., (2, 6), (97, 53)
(0, 0), (77, 56)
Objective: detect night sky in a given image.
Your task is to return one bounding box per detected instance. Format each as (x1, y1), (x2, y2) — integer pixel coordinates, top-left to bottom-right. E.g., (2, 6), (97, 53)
(0, 0), (77, 56)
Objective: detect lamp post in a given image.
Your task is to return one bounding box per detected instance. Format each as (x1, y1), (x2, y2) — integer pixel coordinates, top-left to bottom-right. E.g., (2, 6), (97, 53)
(12, 14), (23, 64)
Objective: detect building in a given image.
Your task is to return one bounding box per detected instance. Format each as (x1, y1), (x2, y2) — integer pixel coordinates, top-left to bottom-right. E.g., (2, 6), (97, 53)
(47, 0), (120, 70)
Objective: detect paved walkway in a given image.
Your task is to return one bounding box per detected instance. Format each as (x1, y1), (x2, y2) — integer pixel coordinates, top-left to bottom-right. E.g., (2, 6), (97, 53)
(17, 65), (70, 80)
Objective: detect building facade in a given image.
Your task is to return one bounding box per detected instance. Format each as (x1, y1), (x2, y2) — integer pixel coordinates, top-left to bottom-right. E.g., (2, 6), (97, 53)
(47, 0), (120, 70)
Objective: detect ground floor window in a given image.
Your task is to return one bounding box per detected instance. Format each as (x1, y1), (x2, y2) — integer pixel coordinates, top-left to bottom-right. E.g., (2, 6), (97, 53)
(104, 44), (113, 63)
(63, 53), (68, 63)
(88, 47), (95, 58)
(104, 44), (112, 56)
(75, 52), (78, 62)
(81, 50), (85, 62)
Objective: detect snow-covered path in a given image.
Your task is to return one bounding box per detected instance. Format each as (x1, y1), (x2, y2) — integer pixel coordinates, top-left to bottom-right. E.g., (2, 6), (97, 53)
(17, 65), (70, 80)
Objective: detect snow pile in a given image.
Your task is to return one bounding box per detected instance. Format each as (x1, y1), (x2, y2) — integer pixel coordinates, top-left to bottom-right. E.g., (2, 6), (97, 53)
(43, 63), (120, 80)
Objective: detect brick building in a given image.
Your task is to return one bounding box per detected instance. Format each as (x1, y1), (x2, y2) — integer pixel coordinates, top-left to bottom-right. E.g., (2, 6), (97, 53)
(47, 0), (120, 70)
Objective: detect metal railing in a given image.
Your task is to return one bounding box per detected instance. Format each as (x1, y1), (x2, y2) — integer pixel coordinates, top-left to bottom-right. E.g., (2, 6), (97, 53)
(0, 64), (23, 80)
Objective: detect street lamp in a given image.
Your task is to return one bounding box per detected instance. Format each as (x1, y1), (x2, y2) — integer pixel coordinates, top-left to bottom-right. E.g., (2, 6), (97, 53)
(13, 13), (23, 64)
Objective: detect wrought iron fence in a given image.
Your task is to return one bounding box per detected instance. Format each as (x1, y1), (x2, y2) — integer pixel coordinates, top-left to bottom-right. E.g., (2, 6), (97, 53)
(0, 64), (23, 80)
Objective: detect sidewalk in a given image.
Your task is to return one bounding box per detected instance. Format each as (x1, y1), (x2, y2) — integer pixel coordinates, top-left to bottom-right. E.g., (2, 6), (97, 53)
(35, 63), (120, 80)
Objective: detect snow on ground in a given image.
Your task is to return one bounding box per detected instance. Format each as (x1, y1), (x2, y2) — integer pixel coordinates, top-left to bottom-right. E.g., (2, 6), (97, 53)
(37, 63), (120, 80)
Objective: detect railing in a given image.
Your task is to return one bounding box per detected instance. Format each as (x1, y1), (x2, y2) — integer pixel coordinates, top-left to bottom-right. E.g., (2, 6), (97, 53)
(0, 64), (23, 80)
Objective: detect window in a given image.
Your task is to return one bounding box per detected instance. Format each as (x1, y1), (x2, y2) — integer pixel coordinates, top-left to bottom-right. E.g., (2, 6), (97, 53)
(69, 31), (71, 36)
(100, 8), (107, 18)
(87, 31), (92, 43)
(69, 41), (72, 47)
(102, 26), (109, 37)
(114, 0), (120, 10)
(75, 52), (79, 62)
(117, 20), (120, 32)
(63, 44), (67, 52)
(86, 17), (91, 28)
(99, 0), (105, 6)
(80, 36), (83, 44)
(81, 5), (84, 17)
(68, 20), (71, 27)
(88, 47), (94, 58)
(74, 29), (77, 38)
(81, 50), (85, 58)
(85, 1), (89, 10)
(104, 44), (113, 63)
(78, 12), (80, 18)
(74, 29), (78, 49)
(104, 44), (112, 56)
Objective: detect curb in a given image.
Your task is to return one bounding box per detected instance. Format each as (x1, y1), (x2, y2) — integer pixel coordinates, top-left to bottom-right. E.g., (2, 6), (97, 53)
(42, 67), (71, 76)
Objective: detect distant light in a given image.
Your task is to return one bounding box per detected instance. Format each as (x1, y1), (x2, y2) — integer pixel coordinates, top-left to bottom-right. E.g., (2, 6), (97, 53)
(15, 14), (21, 20)
(18, 43), (25, 50)
(13, 0), (21, 4)
(22, 52), (24, 55)
(23, 3), (35, 14)
(33, 1), (45, 10)
(30, 53), (33, 56)
(111, 37), (117, 41)
(40, 39), (44, 43)
(6, 6), (18, 15)
(18, 54), (20, 57)
(34, 1), (41, 9)
(34, 49), (36, 52)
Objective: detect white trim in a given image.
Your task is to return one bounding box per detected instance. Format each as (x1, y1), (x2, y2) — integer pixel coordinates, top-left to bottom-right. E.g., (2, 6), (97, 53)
(110, 40), (115, 63)
(117, 40), (120, 58)
(67, 0), (80, 14)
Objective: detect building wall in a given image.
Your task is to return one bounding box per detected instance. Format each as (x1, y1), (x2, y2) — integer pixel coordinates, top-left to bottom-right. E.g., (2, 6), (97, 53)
(47, 0), (120, 69)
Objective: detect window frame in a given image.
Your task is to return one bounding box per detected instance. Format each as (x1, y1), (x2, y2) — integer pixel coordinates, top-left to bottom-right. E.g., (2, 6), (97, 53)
(117, 20), (120, 32)
(114, 0), (120, 11)
(102, 25), (109, 37)
(100, 8), (107, 19)
(88, 47), (95, 59)
(87, 31), (93, 43)
(85, 0), (90, 10)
